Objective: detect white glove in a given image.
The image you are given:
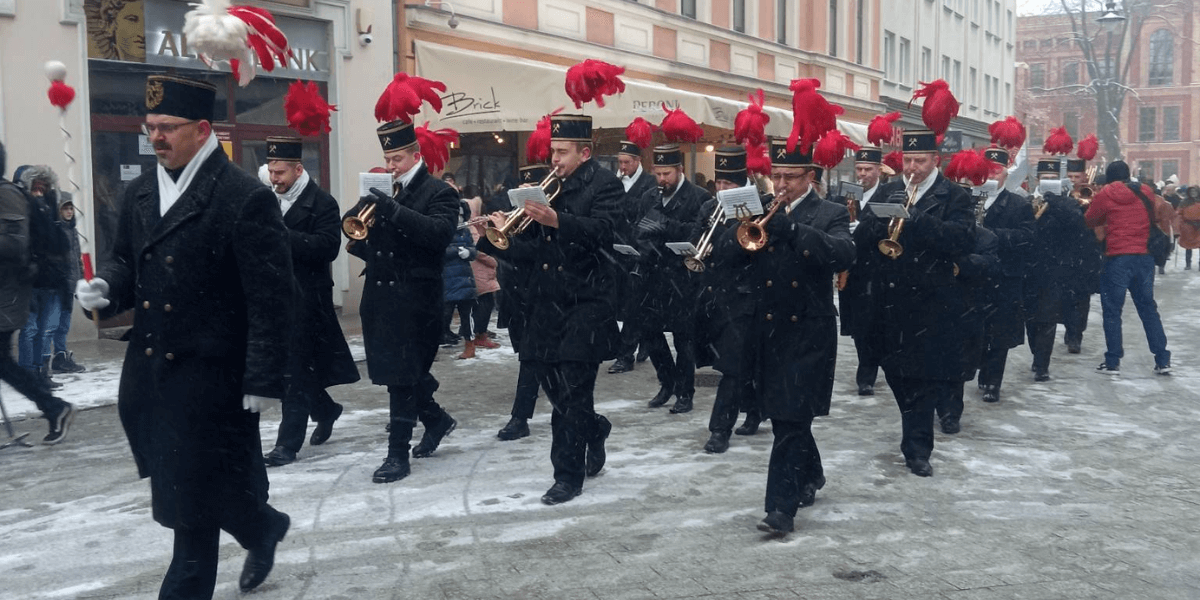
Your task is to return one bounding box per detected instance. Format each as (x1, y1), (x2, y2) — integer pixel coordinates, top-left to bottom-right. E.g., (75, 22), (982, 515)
(75, 278), (110, 311)
(242, 395), (278, 413)
(457, 247), (470, 259)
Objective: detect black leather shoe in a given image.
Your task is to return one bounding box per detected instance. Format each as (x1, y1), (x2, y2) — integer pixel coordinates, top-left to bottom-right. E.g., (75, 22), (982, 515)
(372, 457), (410, 483)
(1034, 370), (1051, 382)
(263, 446), (296, 467)
(647, 387), (672, 408)
(905, 458), (933, 477)
(799, 474), (826, 508)
(635, 345), (649, 363)
(412, 414), (457, 458)
(586, 415), (611, 477)
(940, 416), (960, 435)
(309, 403), (343, 446)
(1066, 343), (1081, 354)
(497, 416), (530, 441)
(735, 414), (760, 436)
(703, 431), (731, 453)
(756, 511), (794, 534)
(607, 356), (634, 374)
(981, 386), (1000, 403)
(669, 395), (693, 414)
(541, 481), (581, 505)
(238, 511), (290, 592)
(857, 384), (875, 396)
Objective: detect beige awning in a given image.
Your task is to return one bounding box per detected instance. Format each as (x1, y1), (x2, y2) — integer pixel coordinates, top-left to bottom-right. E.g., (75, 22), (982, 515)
(414, 41), (868, 145)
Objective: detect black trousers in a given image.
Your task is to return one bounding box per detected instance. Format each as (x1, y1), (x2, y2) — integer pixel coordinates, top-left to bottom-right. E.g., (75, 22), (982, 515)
(274, 382), (342, 453)
(509, 359), (541, 419)
(708, 374), (755, 433)
(474, 292), (495, 335)
(386, 373), (446, 459)
(0, 329), (63, 419)
(977, 345), (1009, 390)
(646, 330), (696, 399)
(532, 360), (603, 488)
(765, 417), (819, 518)
(444, 299), (476, 340)
(1062, 294), (1091, 347)
(1026, 321), (1057, 373)
(936, 383), (964, 423)
(158, 504), (285, 600)
(883, 373), (955, 461)
(853, 337), (879, 389)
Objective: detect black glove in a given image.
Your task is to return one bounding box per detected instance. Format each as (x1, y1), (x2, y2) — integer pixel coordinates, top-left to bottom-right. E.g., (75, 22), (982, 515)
(366, 187), (403, 222)
(637, 216), (666, 237)
(765, 212), (793, 239)
(886, 189), (909, 204)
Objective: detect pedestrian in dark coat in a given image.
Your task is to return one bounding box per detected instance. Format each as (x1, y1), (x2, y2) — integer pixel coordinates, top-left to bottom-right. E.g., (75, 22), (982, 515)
(855, 130), (976, 478)
(261, 139), (359, 467)
(345, 120), (459, 485)
(476, 114), (623, 505)
(75, 76), (292, 597)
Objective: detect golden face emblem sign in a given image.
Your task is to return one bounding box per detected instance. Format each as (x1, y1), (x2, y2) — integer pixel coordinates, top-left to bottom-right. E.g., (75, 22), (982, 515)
(145, 80), (164, 110)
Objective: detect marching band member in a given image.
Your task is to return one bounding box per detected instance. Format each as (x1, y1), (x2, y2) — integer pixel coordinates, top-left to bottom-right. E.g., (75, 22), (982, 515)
(608, 136), (657, 375)
(1061, 138), (1105, 354)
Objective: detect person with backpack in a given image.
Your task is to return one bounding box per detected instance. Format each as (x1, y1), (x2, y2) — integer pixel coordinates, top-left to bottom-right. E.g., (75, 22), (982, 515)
(1084, 161), (1172, 375)
(0, 144), (76, 443)
(12, 165), (71, 389)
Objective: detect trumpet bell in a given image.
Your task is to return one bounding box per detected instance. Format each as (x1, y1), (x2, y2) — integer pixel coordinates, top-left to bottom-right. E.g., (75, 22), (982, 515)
(342, 203), (376, 240)
(736, 221), (768, 252)
(877, 238), (903, 259)
(485, 227), (511, 250)
(684, 256), (706, 273)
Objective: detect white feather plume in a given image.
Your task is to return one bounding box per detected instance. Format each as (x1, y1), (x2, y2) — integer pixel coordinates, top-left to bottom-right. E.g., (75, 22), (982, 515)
(183, 0), (255, 85)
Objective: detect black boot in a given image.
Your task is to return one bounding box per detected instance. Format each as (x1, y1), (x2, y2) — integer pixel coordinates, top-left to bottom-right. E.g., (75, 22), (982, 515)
(497, 416), (530, 441)
(981, 385), (1000, 403)
(647, 387), (672, 408)
(263, 446), (297, 467)
(607, 355), (635, 374)
(412, 413), (457, 458)
(238, 511), (290, 592)
(309, 403), (343, 446)
(735, 412), (761, 435)
(703, 430), (730, 453)
(51, 351), (86, 374)
(585, 415), (611, 477)
(372, 457), (410, 483)
(669, 394), (693, 414)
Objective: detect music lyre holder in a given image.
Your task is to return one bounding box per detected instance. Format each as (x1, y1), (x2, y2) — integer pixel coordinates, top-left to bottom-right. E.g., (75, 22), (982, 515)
(733, 203), (753, 221)
(0, 390), (33, 450)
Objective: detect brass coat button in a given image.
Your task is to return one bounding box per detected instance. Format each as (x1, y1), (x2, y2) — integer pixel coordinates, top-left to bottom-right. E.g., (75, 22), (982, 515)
(792, 281), (799, 288)
(766, 313), (773, 321)
(145, 348), (153, 356)
(803, 250), (810, 257)
(142, 301), (150, 309)
(557, 266), (564, 272)
(143, 253), (151, 261)
(165, 256), (174, 264)
(542, 263), (550, 271)
(165, 353), (175, 360)
(790, 315), (798, 322)
(164, 304), (172, 312)
(766, 280), (773, 287)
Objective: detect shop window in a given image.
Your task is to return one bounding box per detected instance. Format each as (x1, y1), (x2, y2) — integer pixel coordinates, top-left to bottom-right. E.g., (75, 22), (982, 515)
(236, 77), (296, 126)
(1138, 107), (1156, 142)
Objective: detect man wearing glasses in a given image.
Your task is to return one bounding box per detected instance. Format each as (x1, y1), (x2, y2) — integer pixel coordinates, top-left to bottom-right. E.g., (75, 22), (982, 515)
(75, 75), (294, 598)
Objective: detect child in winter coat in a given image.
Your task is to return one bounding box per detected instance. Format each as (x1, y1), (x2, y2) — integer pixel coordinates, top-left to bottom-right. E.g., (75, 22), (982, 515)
(442, 200), (478, 358)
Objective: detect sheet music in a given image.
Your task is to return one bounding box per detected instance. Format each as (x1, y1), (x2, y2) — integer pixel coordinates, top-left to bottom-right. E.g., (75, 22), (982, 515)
(869, 203), (911, 219)
(839, 182), (864, 201)
(717, 187), (764, 220)
(359, 172), (393, 198)
(666, 241), (699, 256)
(612, 244), (641, 256)
(508, 186), (550, 209)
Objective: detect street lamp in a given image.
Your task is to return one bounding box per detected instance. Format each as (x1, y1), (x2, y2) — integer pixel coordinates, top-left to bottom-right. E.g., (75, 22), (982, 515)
(1096, 2), (1125, 32)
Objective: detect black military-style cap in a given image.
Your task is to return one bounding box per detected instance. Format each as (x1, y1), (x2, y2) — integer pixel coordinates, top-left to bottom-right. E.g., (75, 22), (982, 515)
(519, 165), (550, 185)
(618, 141), (642, 157)
(902, 129), (938, 153)
(769, 138), (813, 168)
(983, 147), (1009, 166)
(1037, 158), (1061, 175)
(1066, 158), (1087, 173)
(653, 144), (683, 168)
(713, 146), (747, 186)
(854, 146), (882, 164)
(550, 114), (592, 142)
(145, 75), (216, 121)
(377, 120), (417, 153)
(266, 136), (303, 162)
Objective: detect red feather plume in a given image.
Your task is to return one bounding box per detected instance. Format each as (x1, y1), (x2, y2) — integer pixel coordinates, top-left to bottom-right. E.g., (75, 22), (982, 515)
(786, 79), (843, 154)
(882, 150), (904, 174)
(812, 129), (862, 170)
(47, 81), (75, 110)
(564, 60), (626, 109)
(1076, 134), (1099, 161)
(228, 6), (290, 71)
(284, 81), (337, 136)
(745, 142), (771, 177)
(526, 108), (562, 164)
(943, 149), (991, 186)
(660, 103), (704, 143)
(375, 73), (447, 123)
(909, 80), (959, 137)
(988, 116), (1026, 150)
(734, 89), (770, 147)
(867, 112), (901, 147)
(1043, 126), (1073, 155)
(415, 122), (458, 174)
(625, 117), (656, 149)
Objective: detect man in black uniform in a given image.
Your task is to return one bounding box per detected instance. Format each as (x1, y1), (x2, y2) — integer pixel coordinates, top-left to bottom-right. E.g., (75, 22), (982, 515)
(75, 75), (293, 597)
(1062, 157), (1104, 354)
(608, 140), (657, 374)
(346, 119), (460, 484)
(262, 137), (360, 466)
(709, 139), (852, 534)
(478, 114), (623, 505)
(855, 129), (975, 477)
(634, 144), (710, 414)
(839, 145), (894, 397)
(974, 147), (1034, 404)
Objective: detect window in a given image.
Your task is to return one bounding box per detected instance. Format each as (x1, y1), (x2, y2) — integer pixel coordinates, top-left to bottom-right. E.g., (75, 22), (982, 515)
(921, 47), (932, 81)
(1163, 106), (1180, 141)
(1137, 161), (1154, 180)
(884, 31), (896, 80)
(1062, 62), (1078, 86)
(1093, 57), (1115, 79)
(1162, 160), (1179, 181)
(1063, 112), (1079, 139)
(1023, 40), (1036, 51)
(1030, 63), (1045, 88)
(829, 0), (838, 57)
(1005, 83), (1010, 112)
(899, 37), (911, 84)
(681, 0), (696, 19)
(1148, 29), (1173, 86)
(856, 0), (865, 65)
(1139, 107), (1157, 142)
(953, 60), (962, 94)
(941, 55), (950, 80)
(733, 0), (745, 32)
(969, 67), (977, 104)
(777, 0), (788, 44)
(984, 74), (993, 110)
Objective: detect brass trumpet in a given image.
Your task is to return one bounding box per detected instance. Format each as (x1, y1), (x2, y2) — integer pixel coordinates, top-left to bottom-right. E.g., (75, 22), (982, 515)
(878, 180), (918, 259)
(485, 172), (563, 250)
(684, 202), (725, 272)
(343, 188), (389, 240)
(736, 196), (784, 252)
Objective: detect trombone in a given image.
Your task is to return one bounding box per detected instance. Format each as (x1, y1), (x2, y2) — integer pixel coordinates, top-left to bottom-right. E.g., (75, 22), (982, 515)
(343, 187), (389, 240)
(878, 178), (918, 259)
(485, 172), (563, 250)
(684, 202), (725, 273)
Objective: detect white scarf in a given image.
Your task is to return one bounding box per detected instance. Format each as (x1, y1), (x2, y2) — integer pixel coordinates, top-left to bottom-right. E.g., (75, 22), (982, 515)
(621, 164), (643, 192)
(276, 169), (310, 216)
(158, 133), (220, 216)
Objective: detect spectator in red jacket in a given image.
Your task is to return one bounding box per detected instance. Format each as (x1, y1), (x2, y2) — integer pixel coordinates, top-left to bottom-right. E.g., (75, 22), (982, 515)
(1084, 161), (1171, 375)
